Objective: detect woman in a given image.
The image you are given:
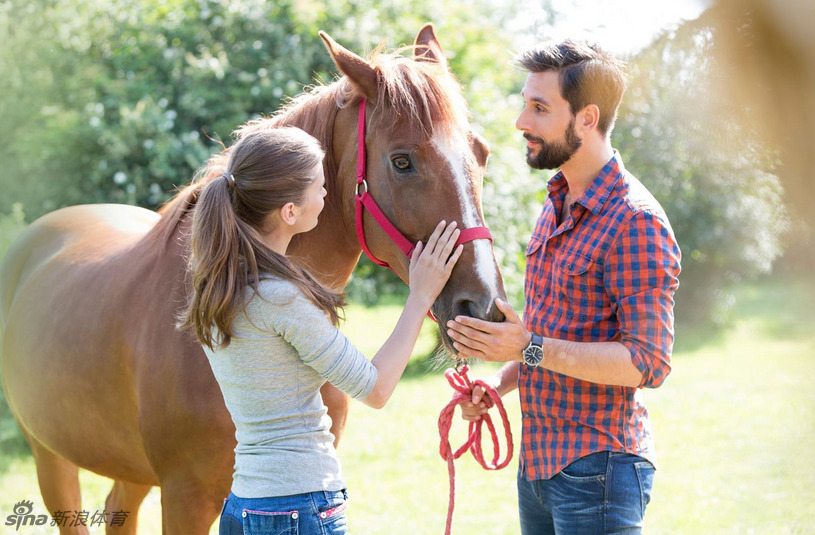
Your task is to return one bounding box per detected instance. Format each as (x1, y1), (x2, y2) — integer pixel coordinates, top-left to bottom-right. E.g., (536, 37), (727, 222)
(180, 125), (462, 534)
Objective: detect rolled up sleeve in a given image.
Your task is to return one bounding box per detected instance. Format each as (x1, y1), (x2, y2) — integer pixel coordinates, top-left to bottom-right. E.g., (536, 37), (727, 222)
(604, 210), (681, 388)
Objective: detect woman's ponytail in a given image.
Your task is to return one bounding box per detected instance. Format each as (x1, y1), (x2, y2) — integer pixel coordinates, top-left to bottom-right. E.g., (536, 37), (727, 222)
(180, 126), (344, 349)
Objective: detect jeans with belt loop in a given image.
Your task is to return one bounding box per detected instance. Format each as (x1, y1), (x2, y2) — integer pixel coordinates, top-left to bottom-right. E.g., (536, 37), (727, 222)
(517, 451), (655, 535)
(219, 489), (350, 535)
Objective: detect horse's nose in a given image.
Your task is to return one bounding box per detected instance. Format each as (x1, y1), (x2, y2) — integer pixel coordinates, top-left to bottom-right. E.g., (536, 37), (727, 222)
(451, 293), (506, 323)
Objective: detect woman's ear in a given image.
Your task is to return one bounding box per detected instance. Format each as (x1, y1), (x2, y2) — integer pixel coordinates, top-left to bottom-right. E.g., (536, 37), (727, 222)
(279, 202), (298, 226)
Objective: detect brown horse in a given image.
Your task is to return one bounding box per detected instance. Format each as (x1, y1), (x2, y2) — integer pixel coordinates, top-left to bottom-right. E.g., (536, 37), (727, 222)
(0, 25), (506, 534)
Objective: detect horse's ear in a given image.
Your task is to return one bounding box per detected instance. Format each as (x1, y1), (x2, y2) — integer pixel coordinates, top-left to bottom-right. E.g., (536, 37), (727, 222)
(413, 23), (448, 71)
(319, 30), (378, 101)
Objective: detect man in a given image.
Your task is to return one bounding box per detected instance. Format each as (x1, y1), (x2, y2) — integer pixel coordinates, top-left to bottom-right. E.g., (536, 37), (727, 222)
(446, 40), (681, 534)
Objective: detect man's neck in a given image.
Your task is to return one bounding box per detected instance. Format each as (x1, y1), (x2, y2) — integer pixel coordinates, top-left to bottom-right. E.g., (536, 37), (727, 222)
(559, 140), (614, 199)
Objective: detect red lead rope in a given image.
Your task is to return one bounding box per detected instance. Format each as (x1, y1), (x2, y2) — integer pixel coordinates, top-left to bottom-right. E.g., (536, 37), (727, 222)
(438, 365), (513, 535)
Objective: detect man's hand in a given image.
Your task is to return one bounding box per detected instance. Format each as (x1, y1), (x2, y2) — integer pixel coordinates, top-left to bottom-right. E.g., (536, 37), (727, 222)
(446, 298), (530, 362)
(460, 384), (490, 422)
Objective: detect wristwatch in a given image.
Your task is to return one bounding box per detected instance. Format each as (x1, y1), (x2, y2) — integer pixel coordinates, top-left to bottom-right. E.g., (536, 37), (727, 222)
(522, 333), (545, 367)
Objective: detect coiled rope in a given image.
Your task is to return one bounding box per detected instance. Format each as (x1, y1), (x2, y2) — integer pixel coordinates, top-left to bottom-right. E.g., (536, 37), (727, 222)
(437, 364), (513, 534)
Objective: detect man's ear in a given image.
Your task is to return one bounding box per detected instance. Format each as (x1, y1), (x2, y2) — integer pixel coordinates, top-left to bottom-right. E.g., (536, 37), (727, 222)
(579, 104), (601, 132)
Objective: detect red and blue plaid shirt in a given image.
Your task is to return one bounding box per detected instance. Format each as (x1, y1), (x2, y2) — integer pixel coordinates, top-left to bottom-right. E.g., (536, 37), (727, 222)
(520, 152), (681, 480)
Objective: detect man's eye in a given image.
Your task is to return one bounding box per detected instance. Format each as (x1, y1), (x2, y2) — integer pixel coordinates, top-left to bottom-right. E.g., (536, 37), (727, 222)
(391, 155), (412, 171)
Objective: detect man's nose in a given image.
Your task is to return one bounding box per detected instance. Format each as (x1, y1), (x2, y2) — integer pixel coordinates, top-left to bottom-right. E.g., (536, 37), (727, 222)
(515, 109), (530, 132)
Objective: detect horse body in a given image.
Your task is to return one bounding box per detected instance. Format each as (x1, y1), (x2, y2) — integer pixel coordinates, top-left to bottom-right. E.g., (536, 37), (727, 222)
(2, 205), (160, 484)
(2, 203), (239, 532)
(0, 25), (505, 534)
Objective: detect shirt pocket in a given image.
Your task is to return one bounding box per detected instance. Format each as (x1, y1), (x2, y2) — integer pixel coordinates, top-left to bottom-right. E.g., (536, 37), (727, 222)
(525, 237), (545, 296)
(525, 237), (544, 257)
(552, 249), (597, 313)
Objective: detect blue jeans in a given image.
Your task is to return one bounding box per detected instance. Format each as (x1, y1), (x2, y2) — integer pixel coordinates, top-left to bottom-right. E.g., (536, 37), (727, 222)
(517, 452), (655, 535)
(219, 490), (350, 535)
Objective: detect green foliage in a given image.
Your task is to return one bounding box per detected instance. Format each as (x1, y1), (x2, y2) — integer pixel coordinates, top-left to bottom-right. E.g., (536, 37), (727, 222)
(615, 21), (788, 327)
(0, 0), (340, 216)
(0, 203), (26, 258)
(0, 0), (540, 309)
(0, 204), (30, 455)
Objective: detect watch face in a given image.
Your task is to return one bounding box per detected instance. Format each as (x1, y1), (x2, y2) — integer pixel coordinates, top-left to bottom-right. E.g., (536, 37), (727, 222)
(524, 345), (543, 366)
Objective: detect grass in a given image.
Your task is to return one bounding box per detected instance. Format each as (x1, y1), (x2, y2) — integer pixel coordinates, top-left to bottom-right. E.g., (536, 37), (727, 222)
(643, 279), (815, 534)
(1, 278), (814, 534)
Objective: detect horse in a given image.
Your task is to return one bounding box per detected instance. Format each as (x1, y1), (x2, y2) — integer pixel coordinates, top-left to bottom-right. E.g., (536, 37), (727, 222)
(0, 24), (506, 534)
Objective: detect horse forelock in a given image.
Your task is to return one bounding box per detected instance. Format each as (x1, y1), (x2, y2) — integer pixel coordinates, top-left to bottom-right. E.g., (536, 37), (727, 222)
(369, 48), (470, 136)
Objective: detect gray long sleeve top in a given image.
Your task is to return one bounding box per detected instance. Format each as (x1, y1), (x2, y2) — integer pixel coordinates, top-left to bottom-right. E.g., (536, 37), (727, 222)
(203, 277), (377, 498)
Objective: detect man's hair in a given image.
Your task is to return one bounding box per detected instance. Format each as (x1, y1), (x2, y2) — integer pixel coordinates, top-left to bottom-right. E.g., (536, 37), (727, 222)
(515, 39), (627, 136)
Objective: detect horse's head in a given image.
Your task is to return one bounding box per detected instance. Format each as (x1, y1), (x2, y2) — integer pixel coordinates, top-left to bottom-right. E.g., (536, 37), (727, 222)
(320, 25), (507, 352)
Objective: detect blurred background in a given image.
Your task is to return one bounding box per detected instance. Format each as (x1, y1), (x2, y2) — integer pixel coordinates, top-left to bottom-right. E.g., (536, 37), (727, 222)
(1, 0), (813, 533)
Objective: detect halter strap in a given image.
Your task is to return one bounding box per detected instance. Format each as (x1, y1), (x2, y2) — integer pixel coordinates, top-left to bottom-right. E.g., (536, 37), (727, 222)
(354, 98), (492, 273)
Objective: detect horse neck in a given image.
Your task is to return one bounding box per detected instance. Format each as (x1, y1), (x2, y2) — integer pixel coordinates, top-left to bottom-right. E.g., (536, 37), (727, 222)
(270, 94), (363, 290)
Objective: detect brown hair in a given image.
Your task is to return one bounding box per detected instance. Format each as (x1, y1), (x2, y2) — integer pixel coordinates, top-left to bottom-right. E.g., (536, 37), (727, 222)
(515, 39), (627, 136)
(179, 126), (345, 349)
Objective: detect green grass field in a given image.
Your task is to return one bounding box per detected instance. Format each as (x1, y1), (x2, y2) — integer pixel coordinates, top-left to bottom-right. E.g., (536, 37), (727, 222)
(1, 279), (814, 534)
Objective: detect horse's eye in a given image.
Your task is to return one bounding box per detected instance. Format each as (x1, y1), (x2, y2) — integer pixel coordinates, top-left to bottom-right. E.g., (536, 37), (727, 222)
(391, 155), (413, 172)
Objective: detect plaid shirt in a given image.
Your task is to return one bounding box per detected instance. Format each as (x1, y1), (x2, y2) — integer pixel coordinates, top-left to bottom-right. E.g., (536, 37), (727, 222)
(520, 152), (681, 480)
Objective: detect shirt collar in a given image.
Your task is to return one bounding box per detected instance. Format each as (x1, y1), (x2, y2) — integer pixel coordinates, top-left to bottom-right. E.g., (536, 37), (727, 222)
(546, 151), (625, 216)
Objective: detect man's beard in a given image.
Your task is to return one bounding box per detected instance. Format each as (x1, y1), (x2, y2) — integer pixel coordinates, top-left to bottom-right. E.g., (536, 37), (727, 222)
(524, 116), (582, 170)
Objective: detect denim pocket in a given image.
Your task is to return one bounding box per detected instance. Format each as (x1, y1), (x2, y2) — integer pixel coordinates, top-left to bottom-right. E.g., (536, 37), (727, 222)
(558, 453), (607, 483)
(553, 454), (607, 516)
(316, 490), (348, 533)
(218, 498), (243, 535)
(633, 460), (655, 516)
(242, 509), (299, 535)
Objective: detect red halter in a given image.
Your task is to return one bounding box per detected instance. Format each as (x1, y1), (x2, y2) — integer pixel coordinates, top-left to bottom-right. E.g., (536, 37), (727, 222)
(354, 98), (493, 276)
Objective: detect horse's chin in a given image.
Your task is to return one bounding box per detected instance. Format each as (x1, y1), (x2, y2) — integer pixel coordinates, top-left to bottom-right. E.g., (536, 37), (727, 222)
(436, 329), (457, 359)
(430, 291), (508, 369)
(428, 332), (462, 372)
(429, 306), (463, 367)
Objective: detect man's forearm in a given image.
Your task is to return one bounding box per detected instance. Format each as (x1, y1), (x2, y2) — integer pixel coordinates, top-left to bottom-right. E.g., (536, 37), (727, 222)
(541, 338), (642, 388)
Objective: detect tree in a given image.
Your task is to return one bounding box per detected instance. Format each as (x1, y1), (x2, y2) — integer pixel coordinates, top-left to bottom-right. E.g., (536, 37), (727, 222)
(614, 14), (788, 327)
(0, 0), (339, 216)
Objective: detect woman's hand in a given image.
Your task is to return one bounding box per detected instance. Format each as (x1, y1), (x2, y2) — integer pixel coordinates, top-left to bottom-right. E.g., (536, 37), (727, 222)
(408, 221), (463, 310)
(363, 220), (463, 409)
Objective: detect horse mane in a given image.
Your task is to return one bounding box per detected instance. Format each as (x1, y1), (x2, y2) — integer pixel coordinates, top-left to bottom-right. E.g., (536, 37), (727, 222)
(365, 45), (470, 135)
(147, 44), (468, 244)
